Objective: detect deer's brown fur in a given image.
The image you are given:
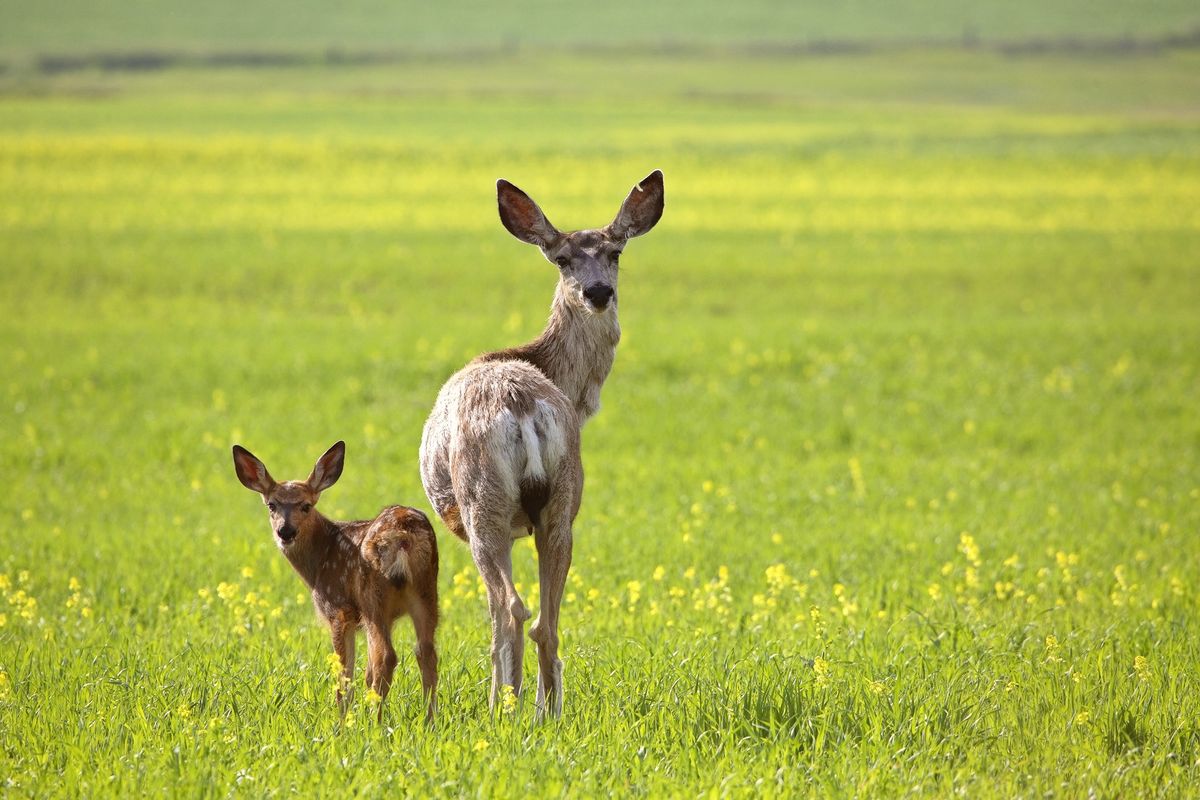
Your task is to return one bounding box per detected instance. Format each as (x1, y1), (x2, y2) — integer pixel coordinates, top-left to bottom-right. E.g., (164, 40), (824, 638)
(232, 441), (438, 723)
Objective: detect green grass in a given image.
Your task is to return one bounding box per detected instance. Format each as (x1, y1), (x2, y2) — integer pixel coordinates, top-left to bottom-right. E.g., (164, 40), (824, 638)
(1, 0), (1199, 59)
(1, 48), (1199, 797)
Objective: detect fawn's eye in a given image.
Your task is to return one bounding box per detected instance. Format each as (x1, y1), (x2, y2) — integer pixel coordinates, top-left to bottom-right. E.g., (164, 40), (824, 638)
(609, 251), (621, 265)
(555, 255), (570, 268)
(301, 503), (312, 513)
(267, 502), (277, 512)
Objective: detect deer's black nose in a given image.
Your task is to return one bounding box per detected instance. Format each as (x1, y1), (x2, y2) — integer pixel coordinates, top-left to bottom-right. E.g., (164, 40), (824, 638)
(277, 525), (297, 543)
(583, 284), (614, 308)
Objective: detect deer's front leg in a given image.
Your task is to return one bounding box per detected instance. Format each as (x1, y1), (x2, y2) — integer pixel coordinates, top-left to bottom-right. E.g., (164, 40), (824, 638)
(330, 617), (356, 716)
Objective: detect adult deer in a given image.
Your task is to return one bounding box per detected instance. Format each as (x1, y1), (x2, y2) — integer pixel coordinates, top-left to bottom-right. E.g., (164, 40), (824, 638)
(419, 170), (664, 717)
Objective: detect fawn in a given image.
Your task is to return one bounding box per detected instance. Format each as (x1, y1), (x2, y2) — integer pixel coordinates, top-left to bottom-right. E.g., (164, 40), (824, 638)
(232, 440), (439, 722)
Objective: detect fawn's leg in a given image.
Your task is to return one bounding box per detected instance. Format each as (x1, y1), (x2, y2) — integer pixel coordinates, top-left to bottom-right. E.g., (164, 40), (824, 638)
(330, 618), (356, 716)
(364, 622), (398, 722)
(409, 598), (439, 724)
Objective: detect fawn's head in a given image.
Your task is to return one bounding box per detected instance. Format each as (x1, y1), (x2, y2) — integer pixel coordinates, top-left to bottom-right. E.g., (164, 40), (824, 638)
(496, 170), (664, 314)
(232, 441), (345, 549)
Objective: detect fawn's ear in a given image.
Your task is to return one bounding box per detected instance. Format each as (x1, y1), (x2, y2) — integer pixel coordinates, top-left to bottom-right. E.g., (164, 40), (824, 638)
(497, 179), (560, 248)
(232, 445), (275, 495)
(607, 169), (664, 241)
(307, 441), (345, 493)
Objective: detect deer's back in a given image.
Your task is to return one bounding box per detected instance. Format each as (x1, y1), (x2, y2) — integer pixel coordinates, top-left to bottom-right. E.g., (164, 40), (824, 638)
(420, 359), (578, 538)
(311, 509), (436, 626)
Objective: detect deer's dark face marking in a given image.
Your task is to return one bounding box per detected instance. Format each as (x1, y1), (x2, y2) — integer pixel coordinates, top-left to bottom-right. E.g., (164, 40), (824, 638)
(543, 230), (622, 314)
(264, 482), (319, 547)
(232, 442), (344, 551)
(495, 171), (663, 315)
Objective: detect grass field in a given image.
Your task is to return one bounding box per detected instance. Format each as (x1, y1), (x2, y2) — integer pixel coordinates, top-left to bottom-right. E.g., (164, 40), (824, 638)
(1, 32), (1200, 800)
(2, 0), (1198, 58)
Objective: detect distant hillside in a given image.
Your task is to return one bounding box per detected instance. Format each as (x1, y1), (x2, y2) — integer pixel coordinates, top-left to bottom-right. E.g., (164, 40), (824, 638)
(1, 0), (1198, 60)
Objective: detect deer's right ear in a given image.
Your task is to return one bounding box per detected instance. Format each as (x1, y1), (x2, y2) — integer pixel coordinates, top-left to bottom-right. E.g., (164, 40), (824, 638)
(497, 179), (559, 248)
(308, 441), (345, 493)
(608, 169), (664, 240)
(232, 445), (275, 495)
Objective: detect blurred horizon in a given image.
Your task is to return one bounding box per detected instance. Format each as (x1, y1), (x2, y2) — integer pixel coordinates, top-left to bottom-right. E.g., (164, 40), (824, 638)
(1, 0), (1199, 64)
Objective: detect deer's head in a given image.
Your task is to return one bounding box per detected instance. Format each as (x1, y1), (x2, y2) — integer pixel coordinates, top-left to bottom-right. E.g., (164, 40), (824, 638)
(232, 441), (345, 549)
(496, 170), (664, 314)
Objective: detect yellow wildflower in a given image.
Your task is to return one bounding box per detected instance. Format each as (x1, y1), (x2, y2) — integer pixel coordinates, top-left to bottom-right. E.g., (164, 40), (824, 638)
(626, 581), (642, 605)
(1074, 710), (1090, 726)
(958, 532), (981, 567)
(176, 703), (191, 719)
(1044, 635), (1062, 663)
(813, 657), (830, 686)
(474, 739), (489, 752)
(326, 653), (343, 680)
(1133, 656), (1151, 682)
(500, 685), (517, 714)
(68, 577), (81, 591)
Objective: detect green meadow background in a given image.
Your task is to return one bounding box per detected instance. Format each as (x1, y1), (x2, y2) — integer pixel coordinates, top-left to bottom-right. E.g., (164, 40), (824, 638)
(1, 2), (1199, 797)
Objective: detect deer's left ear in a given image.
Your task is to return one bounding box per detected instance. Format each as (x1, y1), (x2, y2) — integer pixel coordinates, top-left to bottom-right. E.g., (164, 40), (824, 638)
(607, 170), (664, 241)
(232, 445), (275, 495)
(497, 180), (560, 248)
(307, 441), (345, 493)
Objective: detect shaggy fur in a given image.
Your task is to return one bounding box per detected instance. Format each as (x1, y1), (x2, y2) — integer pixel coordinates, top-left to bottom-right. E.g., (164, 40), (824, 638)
(418, 171), (664, 717)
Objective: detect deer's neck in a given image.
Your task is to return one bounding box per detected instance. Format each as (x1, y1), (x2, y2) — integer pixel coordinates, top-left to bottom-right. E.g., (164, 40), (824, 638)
(519, 282), (620, 421)
(283, 515), (340, 589)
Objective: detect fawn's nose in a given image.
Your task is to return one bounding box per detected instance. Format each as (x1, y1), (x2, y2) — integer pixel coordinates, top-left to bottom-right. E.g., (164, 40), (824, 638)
(277, 525), (297, 543)
(583, 283), (614, 309)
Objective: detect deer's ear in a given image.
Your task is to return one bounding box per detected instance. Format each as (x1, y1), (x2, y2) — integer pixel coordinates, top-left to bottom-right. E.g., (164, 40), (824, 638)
(608, 169), (664, 241)
(307, 441), (345, 493)
(497, 180), (560, 248)
(232, 446), (275, 495)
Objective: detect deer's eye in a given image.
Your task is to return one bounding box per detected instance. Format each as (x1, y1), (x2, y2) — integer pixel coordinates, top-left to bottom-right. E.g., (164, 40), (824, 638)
(555, 255), (570, 268)
(301, 503), (312, 513)
(609, 251), (621, 265)
(267, 502), (277, 512)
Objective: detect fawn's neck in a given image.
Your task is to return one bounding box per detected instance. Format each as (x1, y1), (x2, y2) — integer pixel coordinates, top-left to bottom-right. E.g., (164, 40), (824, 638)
(283, 514), (341, 589)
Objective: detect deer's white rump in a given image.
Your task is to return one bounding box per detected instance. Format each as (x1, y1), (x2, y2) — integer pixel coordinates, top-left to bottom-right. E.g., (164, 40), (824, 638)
(418, 171), (664, 717)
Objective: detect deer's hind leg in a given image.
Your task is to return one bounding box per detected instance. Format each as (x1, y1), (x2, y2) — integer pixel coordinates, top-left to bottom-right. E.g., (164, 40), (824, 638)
(530, 508), (572, 720)
(409, 593), (439, 724)
(364, 622), (398, 721)
(468, 521), (530, 710)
